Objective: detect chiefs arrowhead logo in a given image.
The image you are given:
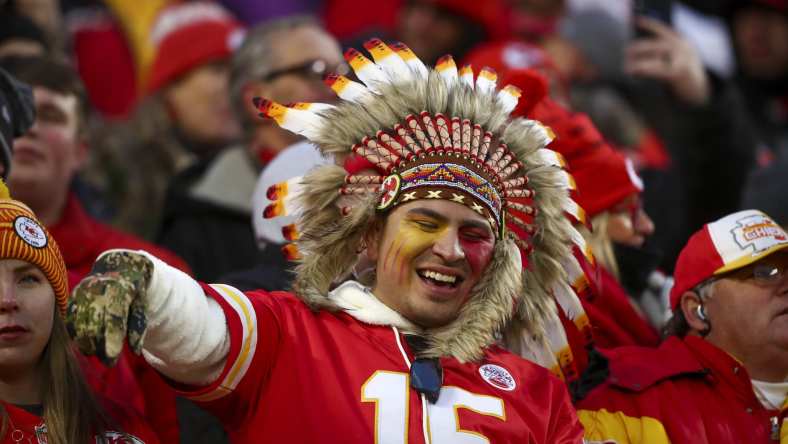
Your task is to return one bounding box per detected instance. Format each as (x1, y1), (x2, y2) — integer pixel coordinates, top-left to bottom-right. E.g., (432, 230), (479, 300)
(731, 214), (787, 254)
(479, 364), (516, 391)
(14, 216), (47, 248)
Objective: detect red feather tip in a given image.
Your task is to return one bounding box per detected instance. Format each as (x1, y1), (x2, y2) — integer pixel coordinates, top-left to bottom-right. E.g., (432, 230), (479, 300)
(281, 224), (300, 241)
(281, 243), (301, 261)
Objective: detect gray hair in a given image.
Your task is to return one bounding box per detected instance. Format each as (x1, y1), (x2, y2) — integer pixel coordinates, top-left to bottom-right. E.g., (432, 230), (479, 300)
(229, 15), (321, 137)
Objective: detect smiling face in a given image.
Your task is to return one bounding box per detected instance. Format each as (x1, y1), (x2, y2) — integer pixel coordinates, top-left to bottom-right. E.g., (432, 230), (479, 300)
(0, 259), (55, 376)
(368, 199), (496, 328)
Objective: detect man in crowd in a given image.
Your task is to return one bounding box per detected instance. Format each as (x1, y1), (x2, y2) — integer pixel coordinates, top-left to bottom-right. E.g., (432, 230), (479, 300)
(578, 209), (788, 442)
(157, 15), (343, 281)
(67, 42), (586, 442)
(2, 54), (189, 443)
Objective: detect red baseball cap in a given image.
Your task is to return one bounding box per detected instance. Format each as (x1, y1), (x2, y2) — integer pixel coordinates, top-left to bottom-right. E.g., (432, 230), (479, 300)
(670, 210), (788, 309)
(146, 2), (245, 94)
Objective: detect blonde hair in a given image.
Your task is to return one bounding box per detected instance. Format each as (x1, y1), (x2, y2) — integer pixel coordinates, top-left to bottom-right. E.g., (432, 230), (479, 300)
(1, 306), (112, 444)
(578, 211), (621, 280)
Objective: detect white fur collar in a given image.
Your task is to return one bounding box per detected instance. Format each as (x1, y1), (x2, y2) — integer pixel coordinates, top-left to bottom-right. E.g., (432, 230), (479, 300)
(328, 281), (422, 333)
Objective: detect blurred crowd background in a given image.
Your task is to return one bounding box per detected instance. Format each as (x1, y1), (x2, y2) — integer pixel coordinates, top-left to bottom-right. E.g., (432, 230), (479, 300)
(0, 0), (786, 442)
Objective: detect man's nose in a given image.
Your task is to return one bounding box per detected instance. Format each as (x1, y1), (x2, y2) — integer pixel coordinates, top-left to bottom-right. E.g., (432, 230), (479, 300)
(432, 229), (465, 263)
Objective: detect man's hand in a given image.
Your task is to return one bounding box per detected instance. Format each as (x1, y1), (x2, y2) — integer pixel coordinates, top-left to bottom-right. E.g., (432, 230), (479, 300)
(66, 250), (153, 366)
(625, 17), (710, 106)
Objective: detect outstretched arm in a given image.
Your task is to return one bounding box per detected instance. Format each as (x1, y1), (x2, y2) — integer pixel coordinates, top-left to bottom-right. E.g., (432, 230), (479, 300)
(67, 249), (229, 385)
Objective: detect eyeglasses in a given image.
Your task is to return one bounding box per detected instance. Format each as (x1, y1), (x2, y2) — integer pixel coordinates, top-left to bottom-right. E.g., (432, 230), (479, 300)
(724, 254), (788, 286)
(263, 59), (351, 82)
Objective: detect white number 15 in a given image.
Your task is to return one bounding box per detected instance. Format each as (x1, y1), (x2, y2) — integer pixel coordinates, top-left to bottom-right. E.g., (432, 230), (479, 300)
(362, 370), (505, 444)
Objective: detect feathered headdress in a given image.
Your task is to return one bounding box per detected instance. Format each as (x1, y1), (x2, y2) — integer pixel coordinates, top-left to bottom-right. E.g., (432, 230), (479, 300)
(257, 39), (591, 367)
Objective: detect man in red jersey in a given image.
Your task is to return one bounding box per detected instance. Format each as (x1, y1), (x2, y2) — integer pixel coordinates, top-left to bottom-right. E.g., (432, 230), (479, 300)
(577, 209), (788, 443)
(67, 41), (587, 443)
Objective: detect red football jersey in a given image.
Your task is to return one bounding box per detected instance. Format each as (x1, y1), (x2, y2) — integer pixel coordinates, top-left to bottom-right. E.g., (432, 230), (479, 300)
(175, 282), (583, 443)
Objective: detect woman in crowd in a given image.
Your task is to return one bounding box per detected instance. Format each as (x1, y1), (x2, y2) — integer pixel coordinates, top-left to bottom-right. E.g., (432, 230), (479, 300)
(0, 182), (155, 443)
(527, 87), (663, 348)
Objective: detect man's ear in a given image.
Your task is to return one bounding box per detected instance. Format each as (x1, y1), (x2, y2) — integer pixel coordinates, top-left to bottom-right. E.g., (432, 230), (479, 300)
(680, 291), (707, 332)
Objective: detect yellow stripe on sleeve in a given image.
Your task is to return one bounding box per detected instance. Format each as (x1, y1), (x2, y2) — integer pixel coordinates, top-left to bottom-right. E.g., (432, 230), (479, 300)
(189, 284), (258, 402)
(578, 409), (672, 444)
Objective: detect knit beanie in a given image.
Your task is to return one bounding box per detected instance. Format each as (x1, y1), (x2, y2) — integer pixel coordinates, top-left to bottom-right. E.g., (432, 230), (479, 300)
(146, 2), (245, 94)
(0, 181), (68, 315)
(506, 70), (643, 217)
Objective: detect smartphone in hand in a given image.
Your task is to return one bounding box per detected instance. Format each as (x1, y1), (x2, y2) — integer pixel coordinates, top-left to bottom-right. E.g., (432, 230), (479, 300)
(633, 0), (673, 38)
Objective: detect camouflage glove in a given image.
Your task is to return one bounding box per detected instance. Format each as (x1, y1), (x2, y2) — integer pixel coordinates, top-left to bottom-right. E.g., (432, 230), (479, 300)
(66, 250), (153, 367)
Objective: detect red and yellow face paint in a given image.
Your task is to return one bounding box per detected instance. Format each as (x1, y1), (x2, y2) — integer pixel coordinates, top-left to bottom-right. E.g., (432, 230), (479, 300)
(379, 209), (495, 287)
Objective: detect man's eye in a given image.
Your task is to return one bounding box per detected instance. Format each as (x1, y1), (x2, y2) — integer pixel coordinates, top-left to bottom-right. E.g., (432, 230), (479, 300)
(462, 233), (488, 242)
(36, 108), (66, 123)
(753, 264), (779, 280)
(413, 220), (438, 230)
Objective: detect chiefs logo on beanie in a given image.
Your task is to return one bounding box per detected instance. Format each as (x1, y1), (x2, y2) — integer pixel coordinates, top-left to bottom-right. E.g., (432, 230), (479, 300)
(0, 180), (68, 314)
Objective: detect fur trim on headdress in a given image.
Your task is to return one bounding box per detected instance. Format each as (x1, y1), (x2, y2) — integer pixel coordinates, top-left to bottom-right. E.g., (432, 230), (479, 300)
(257, 41), (587, 363)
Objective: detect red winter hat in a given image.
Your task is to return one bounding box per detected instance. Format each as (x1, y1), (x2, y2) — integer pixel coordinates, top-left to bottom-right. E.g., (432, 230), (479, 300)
(525, 94), (643, 217)
(670, 210), (788, 309)
(420, 0), (509, 40)
(464, 40), (559, 79)
(146, 2), (245, 94)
